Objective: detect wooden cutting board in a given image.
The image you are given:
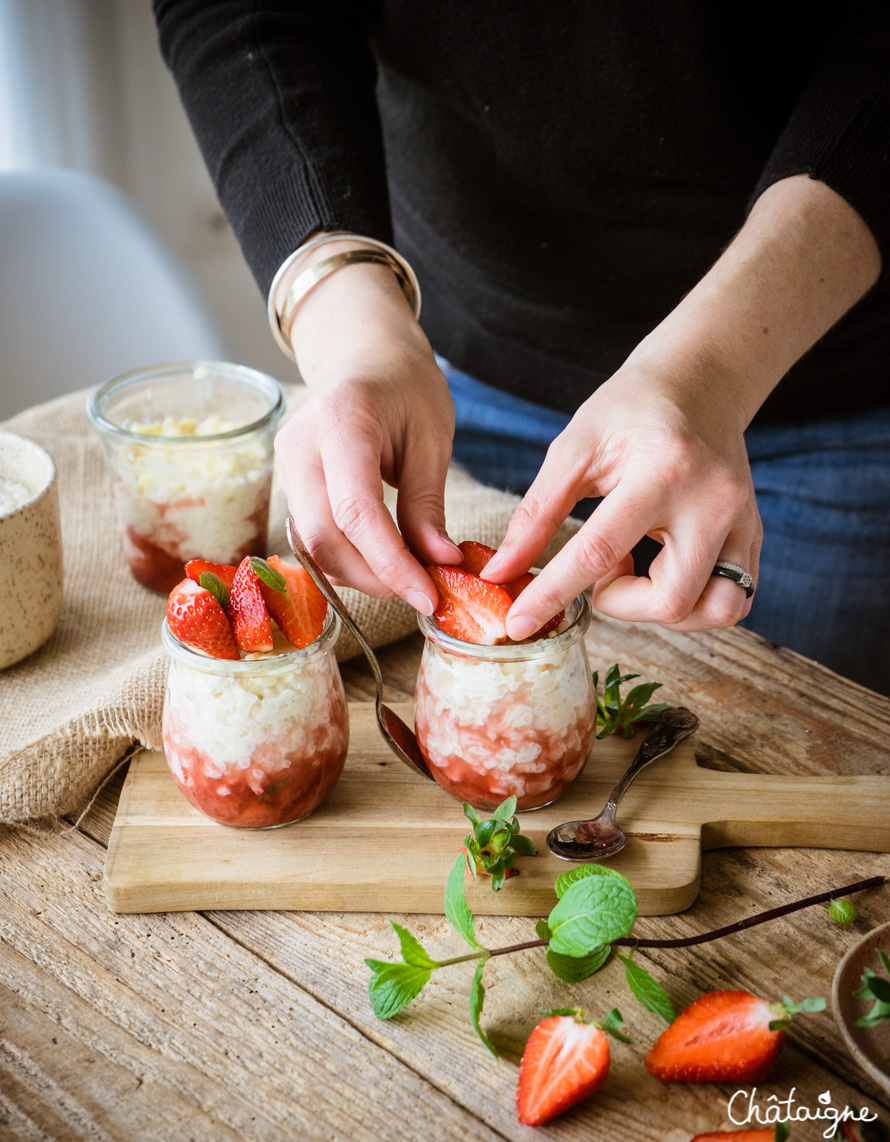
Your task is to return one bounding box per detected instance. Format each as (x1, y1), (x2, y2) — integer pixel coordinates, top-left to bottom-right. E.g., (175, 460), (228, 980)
(104, 702), (890, 917)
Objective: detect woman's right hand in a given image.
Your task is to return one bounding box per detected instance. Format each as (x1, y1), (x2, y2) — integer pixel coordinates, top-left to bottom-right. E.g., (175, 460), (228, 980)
(274, 243), (461, 612)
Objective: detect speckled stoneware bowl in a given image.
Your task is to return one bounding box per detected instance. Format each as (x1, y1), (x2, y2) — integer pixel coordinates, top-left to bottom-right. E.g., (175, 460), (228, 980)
(0, 432), (63, 670)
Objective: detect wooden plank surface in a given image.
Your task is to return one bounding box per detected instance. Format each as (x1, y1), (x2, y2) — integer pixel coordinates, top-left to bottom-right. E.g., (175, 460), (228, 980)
(104, 703), (890, 916)
(3, 621), (890, 1141)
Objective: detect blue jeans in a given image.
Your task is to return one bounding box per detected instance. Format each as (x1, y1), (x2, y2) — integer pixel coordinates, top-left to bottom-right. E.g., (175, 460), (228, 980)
(439, 359), (890, 695)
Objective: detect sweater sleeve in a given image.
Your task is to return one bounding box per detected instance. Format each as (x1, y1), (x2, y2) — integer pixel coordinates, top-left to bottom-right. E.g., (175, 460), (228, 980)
(748, 2), (890, 277)
(153, 0), (393, 296)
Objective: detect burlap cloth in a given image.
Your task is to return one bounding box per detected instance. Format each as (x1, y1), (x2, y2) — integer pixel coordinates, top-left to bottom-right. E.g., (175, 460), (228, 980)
(0, 383), (581, 825)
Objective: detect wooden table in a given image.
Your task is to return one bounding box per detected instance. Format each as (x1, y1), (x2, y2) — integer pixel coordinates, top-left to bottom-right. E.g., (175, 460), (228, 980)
(2, 617), (889, 1140)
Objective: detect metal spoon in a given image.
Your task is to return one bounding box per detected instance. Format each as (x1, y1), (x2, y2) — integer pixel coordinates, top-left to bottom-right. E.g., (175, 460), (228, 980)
(546, 706), (700, 861)
(285, 518), (433, 781)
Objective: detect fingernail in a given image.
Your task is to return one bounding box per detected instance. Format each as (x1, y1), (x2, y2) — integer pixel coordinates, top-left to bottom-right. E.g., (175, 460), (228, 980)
(439, 532), (462, 554)
(406, 589), (435, 616)
(507, 614), (536, 641)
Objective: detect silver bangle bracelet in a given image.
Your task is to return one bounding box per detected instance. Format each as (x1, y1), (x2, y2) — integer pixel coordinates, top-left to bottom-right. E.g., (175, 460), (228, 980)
(267, 233), (421, 361)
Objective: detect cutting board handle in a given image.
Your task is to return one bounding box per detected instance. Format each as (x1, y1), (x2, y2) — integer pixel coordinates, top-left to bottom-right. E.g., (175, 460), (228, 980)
(699, 771), (890, 852)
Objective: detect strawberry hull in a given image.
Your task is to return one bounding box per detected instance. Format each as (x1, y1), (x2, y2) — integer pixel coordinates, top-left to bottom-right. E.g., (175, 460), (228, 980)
(414, 594), (596, 811)
(161, 611), (348, 828)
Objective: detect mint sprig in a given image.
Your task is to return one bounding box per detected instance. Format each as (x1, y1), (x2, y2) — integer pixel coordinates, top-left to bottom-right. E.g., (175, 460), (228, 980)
(461, 797), (537, 891)
(855, 950), (890, 1028)
(592, 663), (671, 739)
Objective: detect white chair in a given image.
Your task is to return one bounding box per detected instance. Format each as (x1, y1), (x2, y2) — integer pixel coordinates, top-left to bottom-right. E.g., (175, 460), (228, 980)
(0, 168), (228, 420)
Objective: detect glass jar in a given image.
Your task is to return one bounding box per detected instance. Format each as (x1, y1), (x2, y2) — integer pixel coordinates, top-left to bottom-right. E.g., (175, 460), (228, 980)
(161, 609), (348, 828)
(87, 361), (284, 593)
(414, 594), (596, 811)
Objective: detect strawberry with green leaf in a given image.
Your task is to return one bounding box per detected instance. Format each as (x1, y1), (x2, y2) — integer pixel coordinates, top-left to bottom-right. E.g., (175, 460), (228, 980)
(516, 1007), (633, 1126)
(461, 796), (537, 890)
(592, 663), (672, 739)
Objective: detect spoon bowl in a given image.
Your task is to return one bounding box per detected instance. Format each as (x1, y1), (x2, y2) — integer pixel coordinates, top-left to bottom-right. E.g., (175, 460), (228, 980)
(286, 518), (433, 781)
(547, 706), (699, 861)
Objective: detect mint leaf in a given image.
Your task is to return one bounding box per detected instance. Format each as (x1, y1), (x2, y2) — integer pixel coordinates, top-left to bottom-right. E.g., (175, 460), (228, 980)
(462, 802), (481, 828)
(198, 572), (230, 611)
(365, 960), (431, 1020)
(828, 898), (858, 925)
(616, 950), (676, 1024)
(774, 1124), (790, 1142)
(490, 795), (517, 822)
(249, 556), (287, 594)
(445, 851), (479, 948)
(554, 863), (633, 900)
(510, 832), (538, 857)
(864, 976), (890, 1004)
(547, 944), (611, 982)
(535, 919), (552, 941)
(470, 960), (497, 1057)
(598, 1007), (635, 1045)
(547, 876), (638, 957)
(390, 922), (437, 969)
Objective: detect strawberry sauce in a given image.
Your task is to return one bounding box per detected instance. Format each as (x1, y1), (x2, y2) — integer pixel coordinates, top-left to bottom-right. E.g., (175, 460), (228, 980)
(120, 479), (271, 593)
(162, 708), (348, 827)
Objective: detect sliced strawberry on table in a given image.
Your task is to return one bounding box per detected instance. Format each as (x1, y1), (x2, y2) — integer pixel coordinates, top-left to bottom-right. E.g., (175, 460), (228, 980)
(516, 1007), (630, 1126)
(426, 564), (511, 645)
(645, 990), (824, 1084)
(256, 555), (327, 650)
(691, 1130), (784, 1141)
(166, 578), (239, 660)
(228, 556), (274, 653)
(457, 540), (564, 637)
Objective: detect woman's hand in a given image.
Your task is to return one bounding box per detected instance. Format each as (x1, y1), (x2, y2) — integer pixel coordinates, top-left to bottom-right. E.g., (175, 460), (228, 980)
(274, 242), (461, 611)
(482, 175), (881, 637)
(481, 359), (761, 637)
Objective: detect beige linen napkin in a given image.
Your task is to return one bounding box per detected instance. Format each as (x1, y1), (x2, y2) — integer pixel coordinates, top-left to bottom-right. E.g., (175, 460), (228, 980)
(0, 383), (581, 825)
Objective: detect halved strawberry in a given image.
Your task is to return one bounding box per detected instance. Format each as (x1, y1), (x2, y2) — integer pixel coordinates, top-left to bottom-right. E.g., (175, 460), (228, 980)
(228, 556), (274, 652)
(838, 1116), (887, 1142)
(517, 1008), (627, 1126)
(457, 540), (564, 637)
(426, 564), (511, 645)
(646, 991), (793, 1084)
(257, 555), (327, 649)
(185, 559), (237, 592)
(166, 578), (239, 660)
(691, 1131), (782, 1141)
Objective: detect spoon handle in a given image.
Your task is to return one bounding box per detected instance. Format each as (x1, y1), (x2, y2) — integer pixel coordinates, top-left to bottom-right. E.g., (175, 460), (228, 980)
(286, 518), (385, 695)
(603, 706), (700, 814)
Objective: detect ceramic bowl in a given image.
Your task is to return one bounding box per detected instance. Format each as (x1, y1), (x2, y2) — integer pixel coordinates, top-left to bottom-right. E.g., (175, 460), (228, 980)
(0, 432), (63, 669)
(832, 919), (890, 1096)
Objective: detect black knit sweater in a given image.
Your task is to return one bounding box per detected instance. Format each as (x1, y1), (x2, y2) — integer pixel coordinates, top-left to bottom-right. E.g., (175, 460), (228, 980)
(154, 0), (890, 424)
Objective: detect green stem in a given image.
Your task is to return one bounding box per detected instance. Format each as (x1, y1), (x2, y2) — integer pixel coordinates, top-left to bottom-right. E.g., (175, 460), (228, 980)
(435, 950), (489, 967)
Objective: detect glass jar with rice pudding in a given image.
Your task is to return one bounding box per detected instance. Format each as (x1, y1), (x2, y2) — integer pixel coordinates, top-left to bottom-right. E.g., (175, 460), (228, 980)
(414, 594), (596, 811)
(161, 609), (348, 828)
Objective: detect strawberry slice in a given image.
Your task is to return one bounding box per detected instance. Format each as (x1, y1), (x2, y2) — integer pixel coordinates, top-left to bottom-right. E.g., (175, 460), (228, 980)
(646, 991), (790, 1084)
(166, 578), (239, 660)
(691, 1131), (782, 1141)
(516, 1009), (616, 1126)
(185, 560), (237, 592)
(257, 555), (328, 649)
(228, 556), (274, 652)
(457, 540), (564, 637)
(426, 564), (511, 645)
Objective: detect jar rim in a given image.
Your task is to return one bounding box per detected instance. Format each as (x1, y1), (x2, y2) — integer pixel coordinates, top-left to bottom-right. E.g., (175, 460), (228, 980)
(416, 592), (591, 660)
(161, 606), (340, 674)
(86, 360), (285, 444)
